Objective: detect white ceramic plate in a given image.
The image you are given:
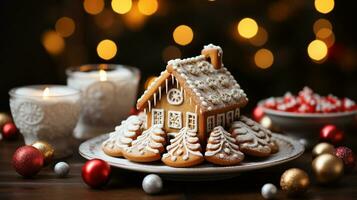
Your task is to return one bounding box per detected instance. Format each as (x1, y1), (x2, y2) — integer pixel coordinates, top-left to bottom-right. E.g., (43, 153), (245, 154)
(79, 133), (304, 181)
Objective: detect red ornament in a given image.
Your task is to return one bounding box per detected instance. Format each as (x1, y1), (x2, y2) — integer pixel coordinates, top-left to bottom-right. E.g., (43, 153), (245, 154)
(82, 159), (111, 188)
(2, 122), (18, 140)
(252, 106), (265, 122)
(335, 146), (356, 172)
(129, 107), (139, 115)
(320, 125), (345, 145)
(12, 146), (44, 177)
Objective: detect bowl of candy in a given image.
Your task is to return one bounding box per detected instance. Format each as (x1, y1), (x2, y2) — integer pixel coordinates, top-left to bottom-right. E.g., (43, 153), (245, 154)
(259, 87), (357, 147)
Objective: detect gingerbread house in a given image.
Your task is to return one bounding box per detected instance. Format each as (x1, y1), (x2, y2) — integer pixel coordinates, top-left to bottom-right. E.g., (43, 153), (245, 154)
(136, 44), (248, 142)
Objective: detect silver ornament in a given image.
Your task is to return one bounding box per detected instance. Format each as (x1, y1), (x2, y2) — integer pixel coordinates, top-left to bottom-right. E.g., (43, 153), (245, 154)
(261, 183), (277, 199)
(142, 174), (163, 194)
(54, 162), (70, 178)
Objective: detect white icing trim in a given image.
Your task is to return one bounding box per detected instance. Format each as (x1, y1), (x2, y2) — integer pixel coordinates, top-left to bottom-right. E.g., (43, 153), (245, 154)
(207, 116), (215, 132)
(226, 110), (234, 126)
(235, 108), (240, 120)
(168, 111), (182, 129)
(217, 113), (225, 127)
(186, 112), (197, 132)
(152, 108), (164, 127)
(167, 88), (184, 105)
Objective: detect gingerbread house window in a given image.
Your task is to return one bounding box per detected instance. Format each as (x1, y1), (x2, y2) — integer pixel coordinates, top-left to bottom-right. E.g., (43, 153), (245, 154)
(186, 112), (197, 132)
(167, 88), (183, 105)
(235, 108), (240, 120)
(207, 116), (215, 132)
(168, 111), (182, 129)
(217, 113), (225, 127)
(152, 109), (164, 127)
(226, 111), (234, 126)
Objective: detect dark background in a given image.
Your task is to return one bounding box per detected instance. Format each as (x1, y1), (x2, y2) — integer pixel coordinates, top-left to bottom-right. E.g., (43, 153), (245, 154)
(1, 0), (356, 112)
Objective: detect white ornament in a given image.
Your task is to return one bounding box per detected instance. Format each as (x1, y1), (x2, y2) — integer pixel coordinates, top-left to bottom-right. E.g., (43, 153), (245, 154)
(167, 88), (183, 105)
(261, 183), (277, 199)
(54, 162), (70, 178)
(142, 174), (163, 194)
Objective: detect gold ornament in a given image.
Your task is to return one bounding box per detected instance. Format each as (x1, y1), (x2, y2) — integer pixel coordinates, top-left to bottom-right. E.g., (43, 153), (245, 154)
(312, 142), (335, 158)
(312, 153), (344, 184)
(32, 141), (55, 165)
(280, 168), (310, 195)
(0, 112), (12, 128)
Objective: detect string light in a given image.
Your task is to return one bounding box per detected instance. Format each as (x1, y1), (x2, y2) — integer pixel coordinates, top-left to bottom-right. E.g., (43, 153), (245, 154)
(249, 27), (268, 46)
(97, 39), (117, 60)
(112, 0), (132, 14)
(162, 45), (181, 62)
(55, 17), (75, 38)
(42, 31), (65, 55)
(83, 0), (104, 15)
(173, 25), (194, 46)
(313, 18), (332, 34)
(314, 0), (334, 14)
(254, 48), (274, 69)
(138, 0), (158, 16)
(237, 18), (258, 39)
(307, 39), (328, 61)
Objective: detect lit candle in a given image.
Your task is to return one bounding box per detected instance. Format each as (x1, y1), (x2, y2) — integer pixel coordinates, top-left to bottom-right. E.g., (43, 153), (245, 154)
(9, 85), (81, 158)
(66, 64), (140, 139)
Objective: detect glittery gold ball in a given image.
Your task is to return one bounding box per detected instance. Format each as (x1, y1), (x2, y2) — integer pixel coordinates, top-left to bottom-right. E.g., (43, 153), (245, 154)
(32, 141), (55, 165)
(280, 168), (310, 196)
(0, 112), (12, 128)
(312, 142), (335, 158)
(312, 153), (344, 184)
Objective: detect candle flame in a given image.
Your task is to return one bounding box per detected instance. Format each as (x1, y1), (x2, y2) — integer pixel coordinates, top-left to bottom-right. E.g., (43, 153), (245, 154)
(99, 69), (107, 81)
(43, 87), (50, 99)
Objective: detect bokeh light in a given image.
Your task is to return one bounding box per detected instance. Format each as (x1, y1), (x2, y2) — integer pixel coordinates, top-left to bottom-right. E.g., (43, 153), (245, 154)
(83, 0), (104, 15)
(112, 0), (132, 14)
(42, 31), (65, 55)
(173, 25), (194, 46)
(248, 27), (268, 46)
(314, 0), (334, 14)
(94, 9), (116, 30)
(254, 48), (274, 69)
(55, 17), (75, 38)
(307, 40), (328, 61)
(162, 45), (181, 63)
(138, 0), (158, 16)
(97, 39), (117, 60)
(313, 18), (333, 34)
(122, 2), (146, 30)
(237, 18), (258, 39)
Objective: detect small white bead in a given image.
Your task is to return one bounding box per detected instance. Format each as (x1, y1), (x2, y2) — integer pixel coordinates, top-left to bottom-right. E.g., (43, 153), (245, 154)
(142, 174), (163, 194)
(54, 162), (70, 178)
(261, 183), (277, 199)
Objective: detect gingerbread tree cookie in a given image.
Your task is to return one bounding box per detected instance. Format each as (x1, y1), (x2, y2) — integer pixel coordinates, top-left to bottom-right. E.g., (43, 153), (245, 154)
(123, 125), (166, 162)
(162, 127), (204, 167)
(205, 126), (244, 166)
(230, 116), (275, 157)
(102, 115), (143, 157)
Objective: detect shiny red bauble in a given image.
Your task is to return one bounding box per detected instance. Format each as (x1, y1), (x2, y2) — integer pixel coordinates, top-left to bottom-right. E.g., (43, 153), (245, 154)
(335, 146), (356, 172)
(82, 159), (111, 188)
(2, 122), (18, 140)
(12, 146), (44, 177)
(129, 107), (139, 115)
(252, 106), (265, 122)
(319, 125), (345, 145)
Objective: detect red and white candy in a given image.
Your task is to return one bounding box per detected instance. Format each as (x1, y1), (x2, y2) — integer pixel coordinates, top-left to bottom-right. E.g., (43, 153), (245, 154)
(262, 87), (357, 113)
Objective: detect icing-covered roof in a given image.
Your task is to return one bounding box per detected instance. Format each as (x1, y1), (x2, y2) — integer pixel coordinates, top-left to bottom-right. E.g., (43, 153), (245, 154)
(136, 44), (248, 112)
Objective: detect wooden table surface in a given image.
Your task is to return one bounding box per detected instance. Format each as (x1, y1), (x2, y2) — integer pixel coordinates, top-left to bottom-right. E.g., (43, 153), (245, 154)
(1, 134), (357, 200)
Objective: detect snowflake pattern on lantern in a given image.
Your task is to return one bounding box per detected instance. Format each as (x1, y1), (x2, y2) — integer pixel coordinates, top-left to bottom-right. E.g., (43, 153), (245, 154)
(168, 111), (182, 129)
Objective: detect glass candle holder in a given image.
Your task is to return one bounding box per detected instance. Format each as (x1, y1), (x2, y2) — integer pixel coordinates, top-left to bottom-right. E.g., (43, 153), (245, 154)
(9, 85), (81, 158)
(66, 64), (140, 139)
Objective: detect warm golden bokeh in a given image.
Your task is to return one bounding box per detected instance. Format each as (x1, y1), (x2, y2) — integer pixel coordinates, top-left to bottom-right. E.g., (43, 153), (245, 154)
(173, 25), (194, 46)
(112, 0), (132, 14)
(138, 0), (158, 16)
(162, 45), (181, 62)
(55, 17), (75, 38)
(122, 2), (146, 30)
(42, 31), (65, 55)
(254, 48), (274, 69)
(307, 40), (328, 61)
(249, 27), (268, 46)
(314, 0), (334, 14)
(83, 0), (104, 15)
(237, 18), (258, 39)
(313, 18), (333, 34)
(96, 39), (117, 60)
